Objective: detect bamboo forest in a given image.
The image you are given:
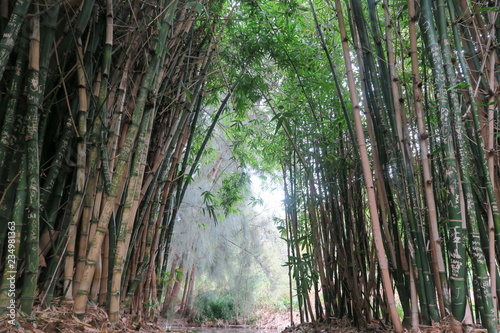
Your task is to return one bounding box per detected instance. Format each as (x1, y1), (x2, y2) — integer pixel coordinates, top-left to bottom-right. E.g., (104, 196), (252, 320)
(0, 0), (500, 332)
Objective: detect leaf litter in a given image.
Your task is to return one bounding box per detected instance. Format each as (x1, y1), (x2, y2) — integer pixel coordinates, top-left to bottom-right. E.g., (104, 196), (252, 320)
(0, 299), (164, 333)
(0, 304), (493, 333)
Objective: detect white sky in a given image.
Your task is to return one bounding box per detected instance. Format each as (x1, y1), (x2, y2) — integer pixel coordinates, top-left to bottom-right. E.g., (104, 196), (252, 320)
(250, 174), (285, 218)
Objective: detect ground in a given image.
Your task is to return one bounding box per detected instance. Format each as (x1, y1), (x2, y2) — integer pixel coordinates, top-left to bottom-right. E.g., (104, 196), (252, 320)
(0, 302), (491, 333)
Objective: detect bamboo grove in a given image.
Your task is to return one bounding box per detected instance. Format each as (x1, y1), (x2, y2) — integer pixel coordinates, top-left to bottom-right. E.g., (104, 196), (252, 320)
(238, 0), (500, 332)
(0, 0), (500, 332)
(0, 0), (237, 324)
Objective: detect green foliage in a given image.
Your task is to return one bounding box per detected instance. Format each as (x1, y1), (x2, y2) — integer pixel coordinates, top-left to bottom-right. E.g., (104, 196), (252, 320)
(218, 172), (251, 215)
(199, 171), (251, 220)
(193, 291), (236, 323)
(201, 190), (218, 222)
(158, 267), (184, 293)
(249, 196), (264, 207)
(272, 294), (293, 312)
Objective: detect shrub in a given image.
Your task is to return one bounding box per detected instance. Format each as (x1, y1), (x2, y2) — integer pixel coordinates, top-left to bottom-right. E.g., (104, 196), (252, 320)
(193, 291), (236, 323)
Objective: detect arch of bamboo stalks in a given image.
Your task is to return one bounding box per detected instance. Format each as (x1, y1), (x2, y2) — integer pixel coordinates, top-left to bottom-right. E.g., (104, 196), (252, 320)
(0, 0), (500, 332)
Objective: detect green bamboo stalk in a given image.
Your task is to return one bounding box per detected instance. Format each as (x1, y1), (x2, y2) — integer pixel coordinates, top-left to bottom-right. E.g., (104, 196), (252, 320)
(350, 0), (423, 322)
(365, 0), (395, 125)
(123, 183), (161, 310)
(144, 108), (191, 254)
(0, 0), (32, 80)
(281, 167), (295, 325)
(153, 105), (201, 299)
(40, 176), (69, 307)
(435, 1), (497, 330)
(40, 116), (73, 215)
(35, 0), (59, 154)
(407, 0), (448, 318)
(69, 39), (90, 298)
(97, 0), (114, 193)
(38, 1), (66, 212)
(146, 113), (193, 305)
(348, 0), (399, 267)
(56, 0), (95, 62)
(0, 31), (28, 186)
(19, 7), (40, 315)
(0, 156), (26, 312)
(371, 2), (439, 321)
(452, 0), (500, 268)
(420, 0), (467, 320)
(0, 31), (28, 258)
(122, 159), (166, 288)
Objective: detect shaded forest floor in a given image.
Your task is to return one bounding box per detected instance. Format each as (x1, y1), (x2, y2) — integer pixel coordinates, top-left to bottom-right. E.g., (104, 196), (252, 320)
(0, 301), (491, 333)
(0, 300), (165, 332)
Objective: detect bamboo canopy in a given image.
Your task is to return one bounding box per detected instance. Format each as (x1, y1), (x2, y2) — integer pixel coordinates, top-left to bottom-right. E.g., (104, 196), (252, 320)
(0, 0), (499, 332)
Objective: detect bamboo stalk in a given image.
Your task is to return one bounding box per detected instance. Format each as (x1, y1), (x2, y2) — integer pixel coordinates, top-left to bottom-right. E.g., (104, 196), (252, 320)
(0, 0), (32, 80)
(349, 1), (417, 322)
(74, 1), (180, 317)
(0, 30), (28, 186)
(449, 0), (500, 326)
(71, 0), (114, 300)
(72, 38), (90, 297)
(0, 156), (25, 312)
(438, 0), (498, 332)
(436, 1), (497, 329)
(408, 0), (448, 318)
(109, 86), (155, 323)
(420, 0), (468, 320)
(19, 6), (40, 315)
(334, 2), (402, 331)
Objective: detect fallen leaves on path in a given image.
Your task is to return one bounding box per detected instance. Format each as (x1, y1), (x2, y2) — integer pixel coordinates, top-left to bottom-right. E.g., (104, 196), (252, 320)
(0, 300), (165, 333)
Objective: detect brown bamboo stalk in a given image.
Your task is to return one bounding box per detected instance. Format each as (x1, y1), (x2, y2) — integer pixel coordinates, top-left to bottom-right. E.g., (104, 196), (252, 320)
(407, 0), (447, 317)
(108, 85), (156, 322)
(72, 38), (89, 298)
(90, 254), (101, 301)
(333, 1), (402, 331)
(350, 14), (398, 272)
